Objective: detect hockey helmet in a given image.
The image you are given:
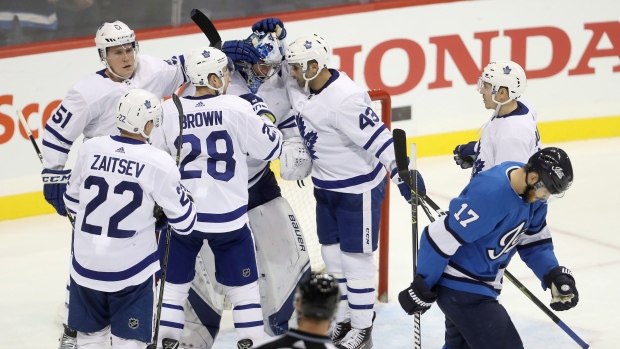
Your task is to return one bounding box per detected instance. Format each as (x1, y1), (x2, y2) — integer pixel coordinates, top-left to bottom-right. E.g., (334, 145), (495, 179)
(236, 31), (284, 93)
(115, 89), (162, 138)
(296, 272), (340, 320)
(477, 61), (526, 106)
(526, 147), (573, 197)
(186, 46), (229, 94)
(94, 21), (139, 69)
(286, 34), (331, 85)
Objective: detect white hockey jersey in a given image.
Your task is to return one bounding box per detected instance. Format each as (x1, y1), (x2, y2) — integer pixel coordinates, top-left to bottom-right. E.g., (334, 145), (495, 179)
(42, 54), (188, 170)
(64, 135), (197, 292)
(471, 99), (542, 178)
(150, 94), (282, 233)
(287, 69), (396, 193)
(183, 70), (294, 187)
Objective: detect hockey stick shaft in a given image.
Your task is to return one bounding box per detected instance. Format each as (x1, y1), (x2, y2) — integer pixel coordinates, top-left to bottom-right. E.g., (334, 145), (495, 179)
(190, 9), (222, 49)
(150, 94), (184, 348)
(417, 193), (590, 348)
(393, 128), (421, 348)
(17, 110), (75, 227)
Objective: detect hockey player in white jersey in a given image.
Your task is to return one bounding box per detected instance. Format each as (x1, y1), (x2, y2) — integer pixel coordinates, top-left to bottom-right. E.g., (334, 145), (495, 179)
(179, 19), (313, 348)
(453, 61), (542, 177)
(149, 46), (283, 349)
(40, 20), (190, 349)
(63, 89), (197, 349)
(284, 34), (425, 349)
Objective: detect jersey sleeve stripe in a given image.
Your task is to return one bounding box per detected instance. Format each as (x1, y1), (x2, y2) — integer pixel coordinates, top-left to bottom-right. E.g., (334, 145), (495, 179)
(172, 212), (196, 234)
(64, 193), (79, 203)
(312, 163), (383, 190)
(524, 220), (547, 235)
(427, 222), (463, 257)
(67, 208), (77, 215)
(374, 138), (393, 158)
(363, 124), (387, 150)
(42, 139), (70, 154)
(279, 115), (296, 128)
(443, 217), (468, 245)
(278, 123), (297, 130)
(517, 237), (553, 250)
(72, 250), (158, 282)
(45, 124), (74, 145)
(197, 205), (248, 223)
(262, 141), (282, 161)
(168, 203), (194, 224)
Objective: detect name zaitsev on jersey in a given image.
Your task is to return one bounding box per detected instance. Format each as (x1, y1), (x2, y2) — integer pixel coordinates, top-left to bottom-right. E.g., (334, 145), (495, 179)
(64, 135), (197, 292)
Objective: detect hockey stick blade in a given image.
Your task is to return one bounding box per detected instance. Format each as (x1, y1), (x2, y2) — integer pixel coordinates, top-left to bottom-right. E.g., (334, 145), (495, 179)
(190, 9), (222, 49)
(393, 128), (412, 187)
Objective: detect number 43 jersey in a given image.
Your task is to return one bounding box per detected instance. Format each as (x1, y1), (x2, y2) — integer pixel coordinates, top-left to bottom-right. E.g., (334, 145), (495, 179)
(150, 94), (283, 233)
(64, 136), (197, 292)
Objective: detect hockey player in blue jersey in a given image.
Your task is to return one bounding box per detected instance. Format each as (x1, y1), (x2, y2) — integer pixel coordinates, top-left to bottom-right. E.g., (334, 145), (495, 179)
(398, 147), (579, 349)
(453, 61), (542, 178)
(63, 89), (197, 349)
(285, 34), (425, 349)
(149, 46), (283, 349)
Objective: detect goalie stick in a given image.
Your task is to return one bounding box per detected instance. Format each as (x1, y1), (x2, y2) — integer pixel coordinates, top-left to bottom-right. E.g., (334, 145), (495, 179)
(148, 94), (184, 349)
(190, 9), (222, 49)
(393, 128), (421, 349)
(17, 110), (75, 227)
(394, 134), (590, 349)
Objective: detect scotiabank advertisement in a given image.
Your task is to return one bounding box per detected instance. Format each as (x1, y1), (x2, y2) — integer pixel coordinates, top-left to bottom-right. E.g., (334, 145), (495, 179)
(0, 0), (619, 216)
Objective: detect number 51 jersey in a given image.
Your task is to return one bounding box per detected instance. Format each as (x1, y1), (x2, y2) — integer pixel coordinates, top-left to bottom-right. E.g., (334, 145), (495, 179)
(64, 135), (197, 292)
(150, 94), (282, 233)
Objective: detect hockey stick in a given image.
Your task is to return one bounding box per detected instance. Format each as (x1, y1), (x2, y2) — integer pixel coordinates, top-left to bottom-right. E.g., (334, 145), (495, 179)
(407, 176), (590, 349)
(393, 128), (422, 349)
(149, 94), (184, 349)
(190, 9), (222, 49)
(17, 110), (75, 227)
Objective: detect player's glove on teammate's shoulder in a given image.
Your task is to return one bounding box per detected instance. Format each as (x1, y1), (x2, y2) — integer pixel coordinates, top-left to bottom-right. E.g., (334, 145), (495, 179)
(544, 266), (579, 311)
(251, 17), (286, 40)
(453, 141), (477, 169)
(398, 274), (437, 315)
(221, 40), (260, 65)
(42, 168), (71, 216)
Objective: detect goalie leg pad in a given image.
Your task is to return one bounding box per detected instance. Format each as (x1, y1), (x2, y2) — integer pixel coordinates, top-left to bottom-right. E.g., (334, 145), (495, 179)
(248, 196), (311, 335)
(180, 287), (221, 349)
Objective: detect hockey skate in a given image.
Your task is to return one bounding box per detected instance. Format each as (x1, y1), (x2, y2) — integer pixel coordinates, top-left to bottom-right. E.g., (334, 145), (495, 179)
(237, 338), (253, 348)
(329, 320), (352, 343)
(335, 326), (373, 349)
(58, 324), (77, 349)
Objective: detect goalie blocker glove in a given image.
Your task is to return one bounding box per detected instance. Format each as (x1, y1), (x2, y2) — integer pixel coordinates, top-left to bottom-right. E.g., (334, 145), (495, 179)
(544, 266), (579, 311)
(42, 168), (71, 216)
(398, 274), (437, 315)
(453, 141), (477, 169)
(251, 17), (287, 40)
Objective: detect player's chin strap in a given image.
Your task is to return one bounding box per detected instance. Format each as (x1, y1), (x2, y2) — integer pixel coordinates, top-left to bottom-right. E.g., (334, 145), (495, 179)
(301, 68), (320, 93)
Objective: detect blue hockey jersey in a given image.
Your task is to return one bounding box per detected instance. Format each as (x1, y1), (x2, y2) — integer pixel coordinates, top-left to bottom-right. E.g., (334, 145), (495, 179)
(417, 162), (559, 298)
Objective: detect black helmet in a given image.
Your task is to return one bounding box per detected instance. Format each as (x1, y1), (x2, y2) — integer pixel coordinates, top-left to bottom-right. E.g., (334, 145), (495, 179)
(526, 147), (573, 195)
(297, 272), (340, 320)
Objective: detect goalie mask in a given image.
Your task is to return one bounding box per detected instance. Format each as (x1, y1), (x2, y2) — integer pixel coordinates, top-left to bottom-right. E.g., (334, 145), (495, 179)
(477, 61), (526, 106)
(236, 31), (284, 93)
(285, 34), (331, 91)
(115, 89), (162, 139)
(186, 46), (229, 95)
(95, 21), (139, 79)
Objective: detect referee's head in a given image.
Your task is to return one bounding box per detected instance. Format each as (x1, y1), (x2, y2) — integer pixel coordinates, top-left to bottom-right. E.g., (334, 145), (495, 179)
(295, 272), (340, 321)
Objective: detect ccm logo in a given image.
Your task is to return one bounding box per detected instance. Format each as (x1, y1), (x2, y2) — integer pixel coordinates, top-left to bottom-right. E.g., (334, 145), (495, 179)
(43, 175), (70, 182)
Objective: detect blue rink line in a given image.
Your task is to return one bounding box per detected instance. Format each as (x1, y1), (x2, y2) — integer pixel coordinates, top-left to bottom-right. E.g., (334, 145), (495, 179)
(211, 302), (592, 348)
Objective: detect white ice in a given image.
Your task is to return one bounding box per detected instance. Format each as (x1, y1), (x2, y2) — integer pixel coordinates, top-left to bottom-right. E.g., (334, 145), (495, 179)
(1, 138), (617, 348)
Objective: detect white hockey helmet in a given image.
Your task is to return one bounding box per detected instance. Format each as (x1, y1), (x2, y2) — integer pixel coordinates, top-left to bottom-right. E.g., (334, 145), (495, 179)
(286, 34), (331, 84)
(94, 21), (139, 74)
(115, 89), (162, 138)
(186, 46), (229, 94)
(477, 61), (527, 105)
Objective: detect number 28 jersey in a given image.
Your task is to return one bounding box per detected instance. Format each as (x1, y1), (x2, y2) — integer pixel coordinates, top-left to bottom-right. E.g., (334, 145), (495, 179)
(64, 136), (197, 292)
(150, 94), (282, 233)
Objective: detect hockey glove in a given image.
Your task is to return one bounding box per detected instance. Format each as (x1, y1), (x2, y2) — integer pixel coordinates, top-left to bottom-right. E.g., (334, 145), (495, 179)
(544, 266), (579, 311)
(42, 169), (71, 216)
(453, 141), (477, 169)
(251, 17), (286, 40)
(393, 171), (426, 205)
(398, 274), (437, 315)
(221, 40), (260, 65)
(153, 204), (168, 232)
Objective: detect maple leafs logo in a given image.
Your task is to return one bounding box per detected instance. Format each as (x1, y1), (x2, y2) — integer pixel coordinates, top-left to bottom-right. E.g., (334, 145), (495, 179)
(295, 114), (318, 160)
